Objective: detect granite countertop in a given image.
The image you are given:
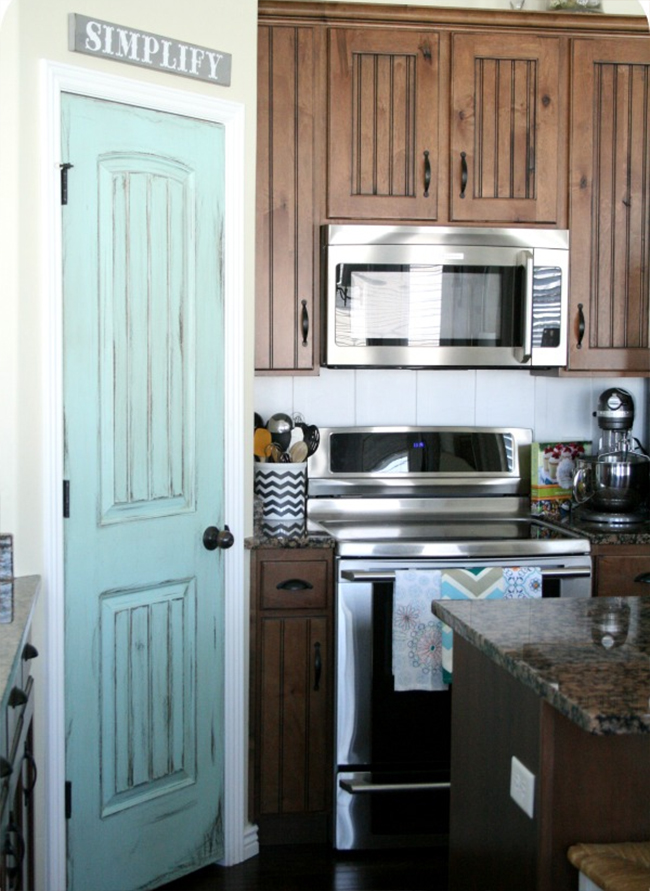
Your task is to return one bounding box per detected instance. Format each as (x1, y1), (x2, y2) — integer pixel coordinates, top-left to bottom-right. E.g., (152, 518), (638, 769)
(553, 509), (650, 545)
(432, 594), (650, 736)
(245, 530), (335, 550)
(0, 575), (41, 709)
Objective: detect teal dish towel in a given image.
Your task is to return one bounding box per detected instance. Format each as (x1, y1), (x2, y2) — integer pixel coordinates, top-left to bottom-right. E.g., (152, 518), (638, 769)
(440, 567), (542, 683)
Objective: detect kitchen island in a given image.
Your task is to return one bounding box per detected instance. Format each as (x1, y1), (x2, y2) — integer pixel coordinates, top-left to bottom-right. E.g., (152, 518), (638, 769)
(432, 595), (650, 891)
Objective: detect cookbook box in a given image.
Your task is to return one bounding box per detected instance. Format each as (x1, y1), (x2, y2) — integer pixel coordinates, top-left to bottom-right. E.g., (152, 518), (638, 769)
(531, 441), (591, 520)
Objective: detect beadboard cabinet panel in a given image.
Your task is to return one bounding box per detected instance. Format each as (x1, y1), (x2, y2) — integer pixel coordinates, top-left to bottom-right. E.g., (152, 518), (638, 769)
(568, 37), (650, 373)
(256, 25), (323, 374)
(449, 33), (566, 224)
(327, 27), (442, 222)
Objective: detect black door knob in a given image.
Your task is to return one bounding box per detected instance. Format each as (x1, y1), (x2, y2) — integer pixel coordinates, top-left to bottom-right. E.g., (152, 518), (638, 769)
(203, 525), (235, 551)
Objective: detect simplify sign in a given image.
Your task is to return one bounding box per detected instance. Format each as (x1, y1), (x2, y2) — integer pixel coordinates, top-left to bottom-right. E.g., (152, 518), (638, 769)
(69, 14), (232, 86)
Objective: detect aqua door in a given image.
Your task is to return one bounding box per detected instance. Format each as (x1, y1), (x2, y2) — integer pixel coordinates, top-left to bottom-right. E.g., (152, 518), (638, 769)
(62, 92), (226, 891)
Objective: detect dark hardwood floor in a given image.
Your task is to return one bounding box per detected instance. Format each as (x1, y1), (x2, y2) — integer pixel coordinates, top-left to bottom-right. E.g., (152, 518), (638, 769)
(156, 844), (449, 890)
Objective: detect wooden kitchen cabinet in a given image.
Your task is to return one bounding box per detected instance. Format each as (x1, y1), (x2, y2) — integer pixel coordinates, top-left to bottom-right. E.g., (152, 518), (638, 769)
(255, 23), (325, 374)
(327, 27), (566, 226)
(327, 27), (442, 222)
(449, 33), (566, 225)
(568, 36), (650, 374)
(249, 548), (334, 844)
(592, 544), (650, 597)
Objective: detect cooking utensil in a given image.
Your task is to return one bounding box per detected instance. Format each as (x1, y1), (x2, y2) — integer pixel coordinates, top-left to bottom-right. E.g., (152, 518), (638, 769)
(303, 424), (320, 456)
(264, 442), (284, 463)
(289, 441), (308, 464)
(253, 427), (272, 458)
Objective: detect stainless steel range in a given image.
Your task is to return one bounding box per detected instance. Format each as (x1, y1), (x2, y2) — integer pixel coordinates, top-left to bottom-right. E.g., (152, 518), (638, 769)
(306, 427), (592, 851)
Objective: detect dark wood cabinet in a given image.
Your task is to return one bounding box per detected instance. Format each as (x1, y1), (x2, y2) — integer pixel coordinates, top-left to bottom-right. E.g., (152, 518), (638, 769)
(592, 544), (650, 597)
(449, 33), (567, 225)
(327, 27), (441, 222)
(568, 36), (650, 374)
(255, 23), (325, 374)
(249, 548), (334, 844)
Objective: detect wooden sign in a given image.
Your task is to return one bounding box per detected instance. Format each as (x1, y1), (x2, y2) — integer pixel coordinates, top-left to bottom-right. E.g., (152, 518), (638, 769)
(69, 14), (232, 86)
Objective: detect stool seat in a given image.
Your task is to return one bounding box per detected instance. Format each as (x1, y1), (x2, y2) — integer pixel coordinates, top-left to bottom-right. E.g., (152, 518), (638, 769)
(567, 842), (650, 891)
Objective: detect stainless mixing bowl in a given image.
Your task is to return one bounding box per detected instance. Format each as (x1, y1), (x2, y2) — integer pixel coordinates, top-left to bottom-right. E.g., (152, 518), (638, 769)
(573, 454), (650, 514)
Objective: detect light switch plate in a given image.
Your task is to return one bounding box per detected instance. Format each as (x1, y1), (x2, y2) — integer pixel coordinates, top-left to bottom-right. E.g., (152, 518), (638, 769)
(510, 756), (535, 819)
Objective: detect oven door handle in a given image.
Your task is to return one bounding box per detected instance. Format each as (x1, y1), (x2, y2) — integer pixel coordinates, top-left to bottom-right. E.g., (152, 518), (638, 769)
(341, 568), (591, 583)
(339, 778), (450, 794)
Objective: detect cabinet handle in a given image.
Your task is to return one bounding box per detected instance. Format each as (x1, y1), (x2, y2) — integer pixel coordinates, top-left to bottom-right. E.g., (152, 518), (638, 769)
(276, 578), (314, 591)
(577, 303), (585, 350)
(460, 151), (468, 199)
(313, 641), (322, 691)
(634, 572), (650, 583)
(301, 299), (309, 347)
(22, 642), (38, 662)
(8, 687), (27, 708)
(423, 150), (431, 197)
(22, 749), (38, 803)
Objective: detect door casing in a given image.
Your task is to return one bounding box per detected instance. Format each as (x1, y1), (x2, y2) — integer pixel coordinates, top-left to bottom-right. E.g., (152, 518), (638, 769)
(41, 60), (253, 891)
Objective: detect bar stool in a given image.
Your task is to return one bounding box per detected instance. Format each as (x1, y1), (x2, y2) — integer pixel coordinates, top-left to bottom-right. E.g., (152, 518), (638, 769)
(567, 841), (650, 891)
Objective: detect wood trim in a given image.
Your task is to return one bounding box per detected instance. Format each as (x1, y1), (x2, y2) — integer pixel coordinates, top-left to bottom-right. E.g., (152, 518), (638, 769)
(259, 1), (648, 35)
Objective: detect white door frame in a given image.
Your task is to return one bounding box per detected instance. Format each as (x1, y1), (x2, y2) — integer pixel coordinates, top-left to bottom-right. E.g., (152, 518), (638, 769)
(41, 60), (254, 891)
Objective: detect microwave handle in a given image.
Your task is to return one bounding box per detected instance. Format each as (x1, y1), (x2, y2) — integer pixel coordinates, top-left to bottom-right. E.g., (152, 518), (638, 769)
(515, 250), (534, 365)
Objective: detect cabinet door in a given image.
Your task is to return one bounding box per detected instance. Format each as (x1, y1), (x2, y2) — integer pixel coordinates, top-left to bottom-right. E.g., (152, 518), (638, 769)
(327, 28), (440, 221)
(595, 552), (650, 597)
(258, 615), (330, 816)
(450, 33), (565, 224)
(256, 24), (322, 373)
(568, 38), (650, 374)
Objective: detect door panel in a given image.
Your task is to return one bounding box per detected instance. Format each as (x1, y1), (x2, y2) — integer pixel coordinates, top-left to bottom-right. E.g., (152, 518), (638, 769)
(62, 93), (225, 891)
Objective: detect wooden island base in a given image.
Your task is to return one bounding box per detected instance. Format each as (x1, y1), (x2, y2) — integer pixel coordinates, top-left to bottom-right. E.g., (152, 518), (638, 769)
(448, 636), (650, 891)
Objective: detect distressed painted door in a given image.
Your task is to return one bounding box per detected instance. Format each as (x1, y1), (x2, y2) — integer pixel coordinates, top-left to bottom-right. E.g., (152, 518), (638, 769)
(62, 93), (226, 891)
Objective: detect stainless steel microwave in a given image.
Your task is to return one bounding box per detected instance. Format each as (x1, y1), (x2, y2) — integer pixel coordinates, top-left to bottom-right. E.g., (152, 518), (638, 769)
(322, 225), (569, 369)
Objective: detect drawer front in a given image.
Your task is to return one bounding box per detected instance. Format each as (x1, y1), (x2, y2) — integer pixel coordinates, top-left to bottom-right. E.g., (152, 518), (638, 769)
(260, 560), (329, 610)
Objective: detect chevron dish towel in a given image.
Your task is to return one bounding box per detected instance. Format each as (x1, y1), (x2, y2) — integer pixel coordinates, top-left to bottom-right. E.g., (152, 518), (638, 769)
(440, 566), (542, 683)
(393, 569), (446, 692)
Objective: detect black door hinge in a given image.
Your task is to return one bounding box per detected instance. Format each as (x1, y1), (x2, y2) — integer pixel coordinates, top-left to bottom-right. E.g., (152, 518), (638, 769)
(63, 480), (70, 518)
(65, 781), (72, 819)
(60, 163), (74, 205)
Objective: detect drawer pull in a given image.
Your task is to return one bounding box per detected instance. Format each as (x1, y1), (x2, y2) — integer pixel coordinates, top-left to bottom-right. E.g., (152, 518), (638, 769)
(22, 643), (38, 662)
(314, 642), (322, 692)
(634, 572), (650, 583)
(8, 687), (28, 708)
(276, 578), (314, 591)
(0, 757), (12, 779)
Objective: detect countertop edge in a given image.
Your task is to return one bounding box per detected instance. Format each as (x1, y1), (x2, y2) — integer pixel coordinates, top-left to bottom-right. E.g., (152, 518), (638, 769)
(432, 599), (649, 735)
(1, 576), (41, 714)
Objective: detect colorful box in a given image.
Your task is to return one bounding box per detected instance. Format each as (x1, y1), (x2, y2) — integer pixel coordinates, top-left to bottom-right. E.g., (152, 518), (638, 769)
(531, 441), (591, 520)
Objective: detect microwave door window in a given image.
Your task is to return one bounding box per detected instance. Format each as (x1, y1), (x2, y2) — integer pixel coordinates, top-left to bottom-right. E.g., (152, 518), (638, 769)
(335, 265), (443, 347)
(333, 262), (525, 350)
(439, 266), (522, 348)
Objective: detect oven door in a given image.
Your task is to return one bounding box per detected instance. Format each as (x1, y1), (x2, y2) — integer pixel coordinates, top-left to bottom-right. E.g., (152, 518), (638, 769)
(334, 555), (591, 850)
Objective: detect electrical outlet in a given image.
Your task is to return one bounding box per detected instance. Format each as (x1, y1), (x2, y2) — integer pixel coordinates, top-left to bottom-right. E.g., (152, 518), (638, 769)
(510, 756), (535, 819)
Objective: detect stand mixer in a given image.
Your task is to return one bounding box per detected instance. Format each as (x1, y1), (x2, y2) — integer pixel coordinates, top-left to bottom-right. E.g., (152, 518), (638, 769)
(572, 388), (650, 524)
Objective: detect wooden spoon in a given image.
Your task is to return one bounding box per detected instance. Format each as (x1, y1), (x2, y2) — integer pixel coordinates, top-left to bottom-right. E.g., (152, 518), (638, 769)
(289, 441), (308, 463)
